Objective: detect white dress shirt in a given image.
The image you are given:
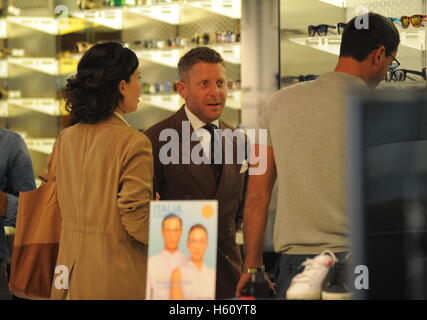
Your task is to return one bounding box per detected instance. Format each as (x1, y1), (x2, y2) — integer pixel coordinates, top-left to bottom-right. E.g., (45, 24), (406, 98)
(184, 105), (220, 159)
(178, 260), (216, 300)
(146, 249), (188, 300)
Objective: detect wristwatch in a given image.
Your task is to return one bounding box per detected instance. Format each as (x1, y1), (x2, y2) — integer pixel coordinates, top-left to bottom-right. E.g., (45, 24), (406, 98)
(243, 265), (265, 274)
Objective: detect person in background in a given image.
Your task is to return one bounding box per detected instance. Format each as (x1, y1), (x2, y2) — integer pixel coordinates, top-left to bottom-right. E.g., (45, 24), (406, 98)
(236, 13), (401, 299)
(40, 42), (153, 299)
(146, 214), (187, 299)
(0, 129), (36, 299)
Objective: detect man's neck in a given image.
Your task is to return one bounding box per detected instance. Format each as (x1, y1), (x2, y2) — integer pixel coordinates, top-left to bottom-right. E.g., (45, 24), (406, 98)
(165, 248), (178, 254)
(191, 259), (204, 270)
(334, 57), (370, 87)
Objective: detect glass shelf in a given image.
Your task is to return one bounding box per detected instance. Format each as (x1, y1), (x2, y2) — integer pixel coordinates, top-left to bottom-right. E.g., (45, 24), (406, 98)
(72, 7), (123, 30)
(211, 43), (240, 64)
(127, 3), (181, 25)
(291, 30), (424, 55)
(289, 36), (341, 56)
(140, 93), (183, 111)
(317, 0), (347, 7)
(0, 19), (6, 38)
(0, 59), (8, 78)
(0, 100), (7, 118)
(225, 90), (241, 110)
(25, 138), (55, 155)
(70, 0), (240, 29)
(136, 48), (182, 68)
(8, 98), (61, 116)
(187, 0), (241, 19)
(400, 29), (425, 51)
(136, 43), (240, 67)
(7, 17), (88, 35)
(139, 91), (241, 111)
(7, 57), (78, 75)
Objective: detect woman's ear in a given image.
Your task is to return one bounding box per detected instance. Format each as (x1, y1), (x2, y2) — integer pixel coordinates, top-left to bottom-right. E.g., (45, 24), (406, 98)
(118, 79), (127, 96)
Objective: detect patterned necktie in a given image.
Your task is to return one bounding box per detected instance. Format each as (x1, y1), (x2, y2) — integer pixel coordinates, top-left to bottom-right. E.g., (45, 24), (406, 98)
(203, 123), (223, 184)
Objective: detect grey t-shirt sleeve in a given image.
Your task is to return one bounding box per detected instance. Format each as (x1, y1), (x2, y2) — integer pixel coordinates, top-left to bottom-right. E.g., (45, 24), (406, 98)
(258, 100), (273, 147)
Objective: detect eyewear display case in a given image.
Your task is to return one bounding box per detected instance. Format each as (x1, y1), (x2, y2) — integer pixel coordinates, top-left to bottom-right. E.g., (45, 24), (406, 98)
(280, 0), (427, 89)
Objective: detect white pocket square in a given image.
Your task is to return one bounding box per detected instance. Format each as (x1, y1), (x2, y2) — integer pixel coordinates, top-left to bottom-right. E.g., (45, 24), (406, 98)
(239, 160), (249, 174)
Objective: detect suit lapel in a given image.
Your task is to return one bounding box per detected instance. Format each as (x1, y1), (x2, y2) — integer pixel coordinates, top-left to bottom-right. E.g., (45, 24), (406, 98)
(173, 106), (217, 198)
(214, 120), (239, 199)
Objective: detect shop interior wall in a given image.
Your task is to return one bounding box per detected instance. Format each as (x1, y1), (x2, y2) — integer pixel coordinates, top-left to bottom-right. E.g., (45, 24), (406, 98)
(280, 0), (345, 86)
(122, 10), (241, 130)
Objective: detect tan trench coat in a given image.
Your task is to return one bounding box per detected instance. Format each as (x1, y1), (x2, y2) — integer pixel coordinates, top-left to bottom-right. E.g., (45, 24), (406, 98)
(40, 114), (153, 299)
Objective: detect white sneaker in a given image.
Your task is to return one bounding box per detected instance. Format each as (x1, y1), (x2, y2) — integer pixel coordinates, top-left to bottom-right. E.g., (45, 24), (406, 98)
(286, 251), (337, 300)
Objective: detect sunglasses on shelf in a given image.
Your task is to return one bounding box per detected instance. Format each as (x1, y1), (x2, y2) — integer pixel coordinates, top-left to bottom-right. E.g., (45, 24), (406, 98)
(385, 68), (427, 82)
(388, 15), (427, 28)
(308, 23), (347, 37)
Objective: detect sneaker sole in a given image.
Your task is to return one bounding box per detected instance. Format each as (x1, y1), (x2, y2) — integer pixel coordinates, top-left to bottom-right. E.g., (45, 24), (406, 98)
(286, 291), (321, 300)
(321, 291), (352, 300)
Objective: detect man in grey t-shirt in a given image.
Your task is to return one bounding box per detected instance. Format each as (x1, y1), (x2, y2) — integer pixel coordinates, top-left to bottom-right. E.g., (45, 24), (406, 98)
(236, 13), (400, 298)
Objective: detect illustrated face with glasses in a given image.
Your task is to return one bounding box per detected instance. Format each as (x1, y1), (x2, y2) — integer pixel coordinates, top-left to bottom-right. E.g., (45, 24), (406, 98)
(388, 15), (427, 28)
(308, 23), (347, 36)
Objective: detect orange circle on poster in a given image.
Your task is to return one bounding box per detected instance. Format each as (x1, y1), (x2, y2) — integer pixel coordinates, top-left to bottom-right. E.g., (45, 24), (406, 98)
(202, 205), (214, 219)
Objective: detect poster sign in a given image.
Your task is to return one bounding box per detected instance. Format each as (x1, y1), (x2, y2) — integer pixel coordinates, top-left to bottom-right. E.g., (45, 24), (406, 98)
(146, 200), (218, 300)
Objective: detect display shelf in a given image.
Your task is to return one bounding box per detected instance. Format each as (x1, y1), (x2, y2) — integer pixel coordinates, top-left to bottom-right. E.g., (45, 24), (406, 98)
(289, 36), (341, 56)
(225, 90), (241, 110)
(7, 17), (88, 35)
(136, 43), (240, 67)
(0, 100), (7, 118)
(136, 48), (182, 68)
(25, 138), (55, 155)
(72, 0), (240, 27)
(7, 57), (78, 76)
(139, 91), (241, 111)
(72, 7), (123, 30)
(8, 98), (61, 116)
(0, 59), (8, 78)
(317, 0), (347, 7)
(187, 0), (241, 19)
(0, 18), (7, 38)
(127, 3), (181, 25)
(399, 29), (425, 51)
(211, 43), (241, 64)
(140, 93), (183, 111)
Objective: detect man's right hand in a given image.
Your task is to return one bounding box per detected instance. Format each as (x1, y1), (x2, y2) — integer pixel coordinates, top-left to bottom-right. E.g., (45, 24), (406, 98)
(235, 273), (252, 297)
(0, 191), (7, 217)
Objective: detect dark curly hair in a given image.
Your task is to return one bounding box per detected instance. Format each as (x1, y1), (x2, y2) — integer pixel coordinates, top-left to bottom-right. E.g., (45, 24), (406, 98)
(65, 42), (139, 124)
(178, 46), (224, 81)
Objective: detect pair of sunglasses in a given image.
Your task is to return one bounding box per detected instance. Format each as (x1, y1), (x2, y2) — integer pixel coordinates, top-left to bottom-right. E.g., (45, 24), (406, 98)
(386, 68), (427, 82)
(308, 23), (346, 36)
(388, 15), (427, 28)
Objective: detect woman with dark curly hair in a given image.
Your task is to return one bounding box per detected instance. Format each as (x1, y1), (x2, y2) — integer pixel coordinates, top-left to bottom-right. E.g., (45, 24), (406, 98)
(39, 42), (153, 299)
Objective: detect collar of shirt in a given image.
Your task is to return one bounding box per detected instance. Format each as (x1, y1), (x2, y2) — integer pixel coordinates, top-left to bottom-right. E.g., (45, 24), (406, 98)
(113, 111), (131, 127)
(184, 105), (220, 131)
